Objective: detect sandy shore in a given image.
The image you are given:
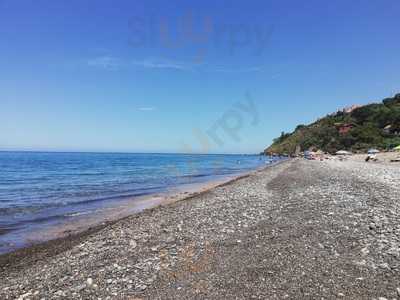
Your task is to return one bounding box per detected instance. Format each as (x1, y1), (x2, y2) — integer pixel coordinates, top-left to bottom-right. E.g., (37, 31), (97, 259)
(1, 158), (400, 299)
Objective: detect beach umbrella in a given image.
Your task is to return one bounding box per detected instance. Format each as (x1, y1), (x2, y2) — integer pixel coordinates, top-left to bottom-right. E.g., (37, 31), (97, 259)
(368, 149), (380, 154)
(394, 145), (400, 151)
(336, 150), (352, 155)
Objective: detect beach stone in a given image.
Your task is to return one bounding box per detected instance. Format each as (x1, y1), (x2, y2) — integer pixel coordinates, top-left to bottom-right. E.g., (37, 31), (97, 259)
(129, 240), (137, 249)
(75, 285), (85, 292)
(87, 278), (93, 286)
(136, 284), (147, 291)
(17, 292), (32, 300)
(55, 290), (65, 296)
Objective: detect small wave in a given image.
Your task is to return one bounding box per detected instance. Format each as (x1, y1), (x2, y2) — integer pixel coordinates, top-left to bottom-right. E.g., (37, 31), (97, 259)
(64, 211), (94, 217)
(63, 172), (108, 176)
(0, 227), (16, 236)
(0, 206), (45, 216)
(18, 213), (68, 225)
(180, 174), (210, 179)
(70, 190), (156, 207)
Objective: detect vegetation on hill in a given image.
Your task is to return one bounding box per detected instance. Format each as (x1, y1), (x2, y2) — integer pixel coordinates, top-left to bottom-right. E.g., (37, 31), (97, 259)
(265, 94), (400, 154)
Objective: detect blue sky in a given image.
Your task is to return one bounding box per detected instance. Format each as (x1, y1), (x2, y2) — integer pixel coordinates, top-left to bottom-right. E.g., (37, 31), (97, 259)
(1, 0), (399, 154)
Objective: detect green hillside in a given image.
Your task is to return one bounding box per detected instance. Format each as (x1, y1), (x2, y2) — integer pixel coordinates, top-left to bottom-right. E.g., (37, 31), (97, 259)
(265, 94), (400, 155)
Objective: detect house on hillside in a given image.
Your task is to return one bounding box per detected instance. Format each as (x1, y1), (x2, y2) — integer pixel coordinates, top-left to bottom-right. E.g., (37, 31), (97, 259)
(384, 124), (400, 136)
(384, 125), (392, 134)
(334, 123), (354, 135)
(342, 105), (362, 114)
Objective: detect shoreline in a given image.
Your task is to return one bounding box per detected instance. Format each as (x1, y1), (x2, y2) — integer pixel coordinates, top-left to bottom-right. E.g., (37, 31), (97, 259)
(1, 157), (400, 298)
(0, 159), (285, 267)
(0, 152), (272, 256)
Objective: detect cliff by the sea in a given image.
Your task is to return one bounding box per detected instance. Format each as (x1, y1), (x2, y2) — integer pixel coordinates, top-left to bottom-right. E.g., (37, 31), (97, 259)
(265, 93), (400, 155)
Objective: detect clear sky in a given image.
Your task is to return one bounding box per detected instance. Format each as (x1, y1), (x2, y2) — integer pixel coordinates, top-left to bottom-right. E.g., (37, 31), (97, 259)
(1, 0), (399, 154)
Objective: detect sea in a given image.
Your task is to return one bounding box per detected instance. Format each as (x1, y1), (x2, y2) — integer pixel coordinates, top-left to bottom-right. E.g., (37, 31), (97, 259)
(0, 151), (281, 254)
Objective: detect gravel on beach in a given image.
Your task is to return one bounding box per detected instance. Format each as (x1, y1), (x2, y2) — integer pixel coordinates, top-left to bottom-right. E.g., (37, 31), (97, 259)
(1, 158), (400, 299)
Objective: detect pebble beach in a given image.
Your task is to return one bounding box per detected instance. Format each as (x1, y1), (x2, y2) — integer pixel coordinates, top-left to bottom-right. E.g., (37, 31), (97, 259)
(1, 157), (400, 299)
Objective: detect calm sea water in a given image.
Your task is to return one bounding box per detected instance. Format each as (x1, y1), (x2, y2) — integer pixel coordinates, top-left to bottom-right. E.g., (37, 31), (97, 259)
(0, 151), (278, 254)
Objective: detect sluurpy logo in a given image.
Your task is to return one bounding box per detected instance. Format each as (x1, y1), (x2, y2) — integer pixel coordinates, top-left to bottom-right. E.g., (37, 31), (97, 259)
(180, 91), (259, 154)
(162, 91), (260, 183)
(128, 11), (274, 64)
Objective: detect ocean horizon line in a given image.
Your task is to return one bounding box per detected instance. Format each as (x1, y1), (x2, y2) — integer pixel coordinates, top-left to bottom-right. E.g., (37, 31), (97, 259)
(0, 150), (263, 156)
